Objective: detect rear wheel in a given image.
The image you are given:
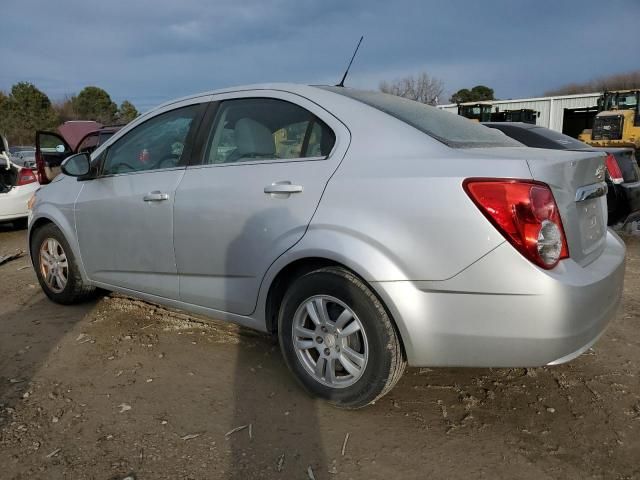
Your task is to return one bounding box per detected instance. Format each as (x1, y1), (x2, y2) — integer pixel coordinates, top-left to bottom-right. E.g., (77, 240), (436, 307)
(31, 223), (96, 304)
(278, 267), (405, 409)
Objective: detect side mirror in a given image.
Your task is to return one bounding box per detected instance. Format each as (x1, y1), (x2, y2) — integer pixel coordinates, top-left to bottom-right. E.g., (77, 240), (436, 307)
(61, 152), (91, 177)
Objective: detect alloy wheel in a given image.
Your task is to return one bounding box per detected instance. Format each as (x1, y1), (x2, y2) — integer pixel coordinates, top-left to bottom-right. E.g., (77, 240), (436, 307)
(39, 238), (68, 293)
(292, 295), (369, 388)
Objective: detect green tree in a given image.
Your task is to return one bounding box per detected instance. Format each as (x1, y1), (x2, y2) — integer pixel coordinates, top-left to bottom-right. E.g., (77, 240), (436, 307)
(0, 82), (57, 144)
(53, 95), (81, 123)
(117, 100), (139, 124)
(72, 86), (118, 124)
(450, 85), (495, 103)
(0, 91), (7, 134)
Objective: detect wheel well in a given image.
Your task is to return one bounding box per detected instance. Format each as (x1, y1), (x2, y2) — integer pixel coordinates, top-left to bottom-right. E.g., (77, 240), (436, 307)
(265, 257), (338, 335)
(264, 257), (407, 362)
(28, 218), (54, 256)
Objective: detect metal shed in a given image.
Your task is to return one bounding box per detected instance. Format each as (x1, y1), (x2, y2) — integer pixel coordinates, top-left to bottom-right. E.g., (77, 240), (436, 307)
(438, 92), (601, 137)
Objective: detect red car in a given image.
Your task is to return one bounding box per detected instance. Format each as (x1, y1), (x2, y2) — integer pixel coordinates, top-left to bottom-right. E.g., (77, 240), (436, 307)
(35, 121), (121, 184)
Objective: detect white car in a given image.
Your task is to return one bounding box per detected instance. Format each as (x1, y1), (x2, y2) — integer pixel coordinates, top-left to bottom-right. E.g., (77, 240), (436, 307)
(1, 134), (39, 226)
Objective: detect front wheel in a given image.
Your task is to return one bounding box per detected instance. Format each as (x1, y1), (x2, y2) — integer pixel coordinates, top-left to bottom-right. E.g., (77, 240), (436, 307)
(31, 223), (96, 304)
(278, 267), (405, 409)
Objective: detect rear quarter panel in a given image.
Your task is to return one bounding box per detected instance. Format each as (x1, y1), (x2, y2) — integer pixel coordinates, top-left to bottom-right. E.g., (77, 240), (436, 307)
(287, 97), (534, 281)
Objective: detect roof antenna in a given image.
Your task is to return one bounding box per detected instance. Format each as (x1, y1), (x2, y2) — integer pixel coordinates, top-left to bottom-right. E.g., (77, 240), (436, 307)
(336, 36), (364, 87)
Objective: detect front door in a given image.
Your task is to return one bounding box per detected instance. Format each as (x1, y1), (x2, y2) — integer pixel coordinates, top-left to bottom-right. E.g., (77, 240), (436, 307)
(35, 131), (74, 184)
(75, 102), (205, 298)
(174, 93), (349, 315)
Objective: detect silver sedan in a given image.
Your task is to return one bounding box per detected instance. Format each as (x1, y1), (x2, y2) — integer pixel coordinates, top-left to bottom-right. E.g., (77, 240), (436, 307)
(28, 84), (625, 408)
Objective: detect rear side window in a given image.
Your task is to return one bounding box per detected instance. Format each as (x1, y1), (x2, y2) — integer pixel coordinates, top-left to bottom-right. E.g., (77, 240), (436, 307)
(204, 98), (335, 164)
(321, 87), (521, 149)
(77, 133), (99, 154)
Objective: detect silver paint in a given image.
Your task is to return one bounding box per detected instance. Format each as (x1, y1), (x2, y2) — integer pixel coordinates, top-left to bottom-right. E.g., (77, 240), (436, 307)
(29, 83), (626, 368)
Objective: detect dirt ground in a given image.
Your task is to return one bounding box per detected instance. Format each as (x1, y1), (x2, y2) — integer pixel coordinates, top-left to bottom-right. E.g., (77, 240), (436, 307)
(0, 224), (638, 480)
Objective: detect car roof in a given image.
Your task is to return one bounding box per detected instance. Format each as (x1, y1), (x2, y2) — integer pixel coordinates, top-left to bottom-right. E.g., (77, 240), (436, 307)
(145, 83), (330, 114)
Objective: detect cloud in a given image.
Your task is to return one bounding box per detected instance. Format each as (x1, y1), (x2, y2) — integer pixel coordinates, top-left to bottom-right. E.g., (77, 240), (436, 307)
(1, 0), (638, 110)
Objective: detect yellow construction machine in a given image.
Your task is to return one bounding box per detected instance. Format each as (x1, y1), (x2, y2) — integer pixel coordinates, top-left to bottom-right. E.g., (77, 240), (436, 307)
(579, 90), (640, 151)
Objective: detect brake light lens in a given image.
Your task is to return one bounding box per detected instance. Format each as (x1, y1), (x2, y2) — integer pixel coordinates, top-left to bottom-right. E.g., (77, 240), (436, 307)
(464, 179), (569, 269)
(605, 153), (624, 184)
(17, 168), (37, 186)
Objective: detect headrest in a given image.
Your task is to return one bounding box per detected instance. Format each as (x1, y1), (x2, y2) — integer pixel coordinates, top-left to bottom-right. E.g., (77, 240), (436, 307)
(234, 118), (275, 156)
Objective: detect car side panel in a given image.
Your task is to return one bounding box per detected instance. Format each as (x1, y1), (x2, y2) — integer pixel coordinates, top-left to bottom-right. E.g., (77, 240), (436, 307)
(28, 176), (89, 281)
(0, 183), (39, 221)
(308, 153), (533, 282)
(173, 90), (351, 316)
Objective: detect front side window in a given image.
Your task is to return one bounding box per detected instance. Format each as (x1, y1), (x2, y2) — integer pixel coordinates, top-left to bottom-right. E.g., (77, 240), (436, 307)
(204, 98), (335, 165)
(102, 105), (200, 175)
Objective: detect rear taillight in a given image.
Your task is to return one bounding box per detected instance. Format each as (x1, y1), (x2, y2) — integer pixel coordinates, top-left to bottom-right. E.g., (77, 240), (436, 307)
(464, 179), (569, 269)
(605, 153), (624, 184)
(17, 168), (37, 186)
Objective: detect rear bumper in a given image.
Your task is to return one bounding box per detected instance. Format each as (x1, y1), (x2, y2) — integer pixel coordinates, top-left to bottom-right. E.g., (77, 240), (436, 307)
(0, 183), (38, 222)
(373, 231), (626, 367)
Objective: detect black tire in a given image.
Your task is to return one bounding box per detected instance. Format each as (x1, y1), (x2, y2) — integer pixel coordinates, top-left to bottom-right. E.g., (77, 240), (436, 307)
(31, 223), (96, 304)
(278, 266), (406, 409)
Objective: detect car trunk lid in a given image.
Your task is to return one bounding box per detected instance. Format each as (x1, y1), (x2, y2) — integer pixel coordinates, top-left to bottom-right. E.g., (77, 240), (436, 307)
(471, 147), (608, 267)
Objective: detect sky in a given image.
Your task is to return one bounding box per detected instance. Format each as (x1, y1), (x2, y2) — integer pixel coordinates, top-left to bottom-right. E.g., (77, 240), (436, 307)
(1, 0), (638, 112)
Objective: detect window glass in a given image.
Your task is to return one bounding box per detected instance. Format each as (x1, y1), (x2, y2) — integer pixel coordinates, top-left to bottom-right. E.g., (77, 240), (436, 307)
(39, 132), (72, 156)
(204, 98), (335, 164)
(485, 124), (590, 150)
(102, 105), (199, 175)
(77, 133), (99, 154)
(527, 126), (589, 149)
(322, 87), (521, 149)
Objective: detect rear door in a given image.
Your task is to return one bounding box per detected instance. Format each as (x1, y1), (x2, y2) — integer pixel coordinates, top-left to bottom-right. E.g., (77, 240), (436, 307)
(74, 100), (207, 298)
(35, 131), (73, 184)
(173, 91), (349, 315)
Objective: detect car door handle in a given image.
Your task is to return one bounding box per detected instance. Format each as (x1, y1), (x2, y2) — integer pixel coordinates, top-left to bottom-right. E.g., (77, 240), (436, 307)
(264, 183), (303, 194)
(143, 191), (169, 202)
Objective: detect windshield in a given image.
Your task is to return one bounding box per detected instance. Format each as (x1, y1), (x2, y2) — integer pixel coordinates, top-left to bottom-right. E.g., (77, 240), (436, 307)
(321, 87), (521, 148)
(603, 91), (639, 111)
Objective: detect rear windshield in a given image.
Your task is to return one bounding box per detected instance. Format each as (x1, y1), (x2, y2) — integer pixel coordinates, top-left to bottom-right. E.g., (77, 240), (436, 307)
(320, 87), (522, 149)
(526, 126), (588, 150)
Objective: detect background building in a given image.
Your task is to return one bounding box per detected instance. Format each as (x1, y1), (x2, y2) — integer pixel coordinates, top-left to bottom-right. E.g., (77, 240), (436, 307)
(438, 92), (601, 138)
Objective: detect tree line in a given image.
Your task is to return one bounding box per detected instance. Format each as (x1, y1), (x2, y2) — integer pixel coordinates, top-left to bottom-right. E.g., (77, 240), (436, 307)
(381, 69), (640, 106)
(544, 70), (640, 96)
(0, 82), (139, 145)
(379, 72), (494, 105)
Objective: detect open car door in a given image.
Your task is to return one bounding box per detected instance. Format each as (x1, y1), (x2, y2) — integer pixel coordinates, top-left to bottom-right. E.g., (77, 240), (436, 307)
(35, 131), (74, 184)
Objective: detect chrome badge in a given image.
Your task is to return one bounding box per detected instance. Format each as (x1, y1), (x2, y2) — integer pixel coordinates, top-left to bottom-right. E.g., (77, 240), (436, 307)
(595, 164), (606, 181)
